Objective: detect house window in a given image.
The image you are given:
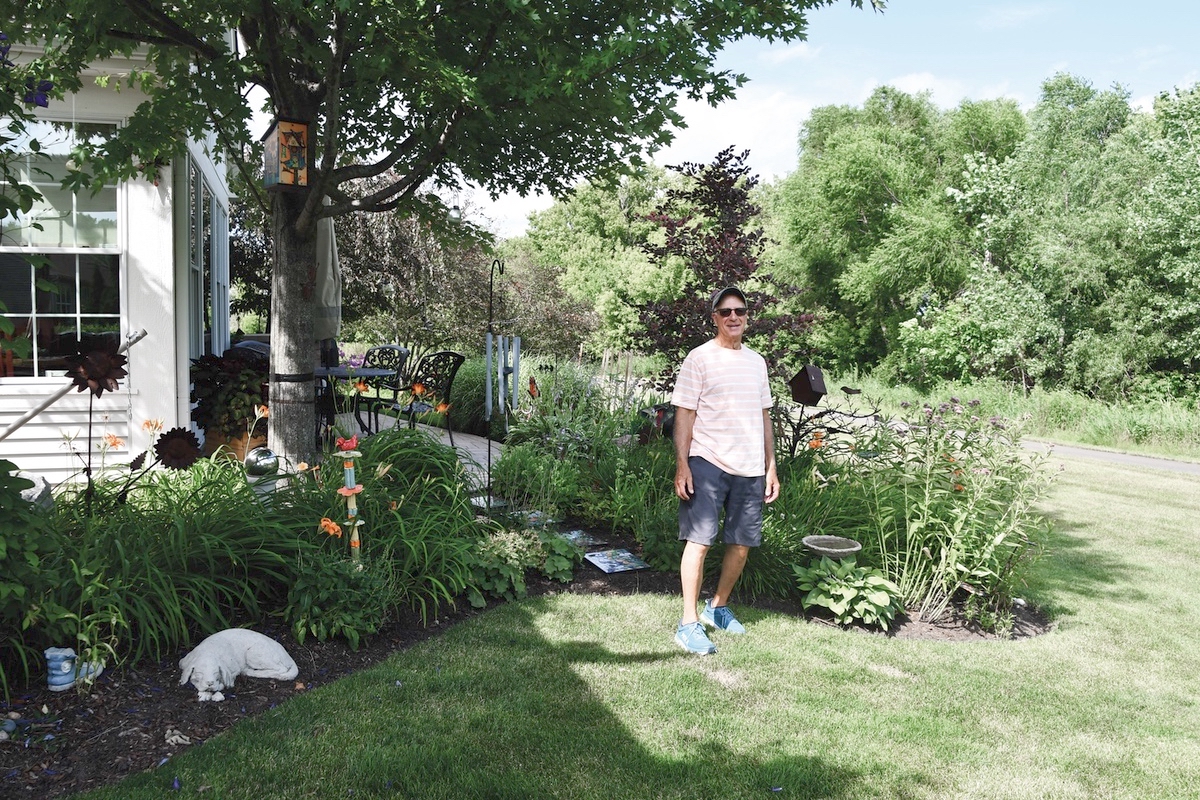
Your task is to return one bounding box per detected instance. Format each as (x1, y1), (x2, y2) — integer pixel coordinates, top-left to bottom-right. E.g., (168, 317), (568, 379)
(0, 119), (121, 377)
(187, 157), (229, 360)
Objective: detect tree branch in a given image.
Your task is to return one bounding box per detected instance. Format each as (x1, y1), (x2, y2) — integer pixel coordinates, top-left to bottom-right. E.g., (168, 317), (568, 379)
(117, 0), (226, 61)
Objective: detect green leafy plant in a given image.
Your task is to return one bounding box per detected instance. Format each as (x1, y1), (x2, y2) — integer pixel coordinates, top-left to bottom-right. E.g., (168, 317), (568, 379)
(467, 528), (543, 607)
(537, 529), (582, 584)
(492, 442), (581, 521)
(285, 556), (390, 651)
(0, 460), (65, 697)
(465, 527), (583, 608)
(189, 349), (269, 440)
(793, 556), (904, 630)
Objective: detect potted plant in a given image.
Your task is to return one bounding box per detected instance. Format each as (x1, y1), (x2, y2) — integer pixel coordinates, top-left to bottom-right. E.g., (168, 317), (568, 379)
(190, 350), (269, 460)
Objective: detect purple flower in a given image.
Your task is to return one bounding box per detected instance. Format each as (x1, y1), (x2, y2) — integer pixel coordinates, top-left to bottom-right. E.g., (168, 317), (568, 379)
(900, 401), (911, 409)
(23, 78), (53, 108)
(968, 398), (981, 407)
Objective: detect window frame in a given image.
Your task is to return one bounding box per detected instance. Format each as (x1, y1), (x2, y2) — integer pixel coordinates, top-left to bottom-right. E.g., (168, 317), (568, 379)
(0, 115), (124, 380)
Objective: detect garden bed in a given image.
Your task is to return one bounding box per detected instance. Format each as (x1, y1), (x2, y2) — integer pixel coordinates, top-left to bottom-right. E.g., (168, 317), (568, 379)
(1, 528), (1048, 798)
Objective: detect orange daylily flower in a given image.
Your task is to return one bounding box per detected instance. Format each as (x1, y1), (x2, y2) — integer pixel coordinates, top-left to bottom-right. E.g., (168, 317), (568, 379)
(389, 500), (398, 511)
(436, 402), (451, 414)
(103, 433), (125, 449)
(297, 461), (309, 472)
(319, 517), (343, 537)
(256, 405), (269, 418)
(142, 418), (164, 434)
(411, 383), (426, 396)
(354, 380), (369, 394)
(954, 484), (965, 492)
(337, 484), (364, 497)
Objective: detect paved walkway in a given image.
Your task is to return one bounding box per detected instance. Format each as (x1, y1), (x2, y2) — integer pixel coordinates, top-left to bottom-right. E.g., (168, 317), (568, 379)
(335, 412), (502, 489)
(1023, 439), (1200, 476)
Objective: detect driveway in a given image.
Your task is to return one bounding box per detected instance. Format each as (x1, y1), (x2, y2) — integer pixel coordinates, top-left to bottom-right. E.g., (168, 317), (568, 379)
(1023, 439), (1200, 476)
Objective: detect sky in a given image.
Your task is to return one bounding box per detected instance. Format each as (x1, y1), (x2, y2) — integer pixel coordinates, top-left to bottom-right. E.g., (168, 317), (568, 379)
(468, 0), (1200, 239)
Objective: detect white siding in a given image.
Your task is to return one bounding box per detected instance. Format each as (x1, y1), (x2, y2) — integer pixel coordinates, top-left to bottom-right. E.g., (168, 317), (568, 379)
(0, 67), (230, 486)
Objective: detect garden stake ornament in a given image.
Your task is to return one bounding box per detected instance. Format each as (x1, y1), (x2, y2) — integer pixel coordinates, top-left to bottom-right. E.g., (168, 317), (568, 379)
(335, 435), (364, 565)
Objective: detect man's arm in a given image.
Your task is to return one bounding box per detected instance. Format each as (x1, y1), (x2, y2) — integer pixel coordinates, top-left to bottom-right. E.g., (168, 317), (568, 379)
(674, 407), (697, 501)
(763, 408), (779, 504)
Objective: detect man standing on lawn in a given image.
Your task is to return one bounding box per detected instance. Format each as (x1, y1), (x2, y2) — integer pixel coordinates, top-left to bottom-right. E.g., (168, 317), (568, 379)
(671, 286), (779, 655)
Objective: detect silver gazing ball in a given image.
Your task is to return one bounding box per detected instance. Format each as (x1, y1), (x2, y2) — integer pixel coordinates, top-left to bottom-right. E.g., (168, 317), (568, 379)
(244, 447), (279, 476)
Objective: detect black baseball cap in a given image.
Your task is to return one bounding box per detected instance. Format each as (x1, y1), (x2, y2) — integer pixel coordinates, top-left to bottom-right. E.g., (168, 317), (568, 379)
(710, 286), (746, 312)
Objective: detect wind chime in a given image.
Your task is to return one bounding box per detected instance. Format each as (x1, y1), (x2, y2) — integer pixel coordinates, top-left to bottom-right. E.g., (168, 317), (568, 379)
(482, 259), (521, 507)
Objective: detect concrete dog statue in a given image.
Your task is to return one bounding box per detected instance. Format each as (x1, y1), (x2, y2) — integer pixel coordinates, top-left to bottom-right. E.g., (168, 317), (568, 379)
(179, 629), (298, 701)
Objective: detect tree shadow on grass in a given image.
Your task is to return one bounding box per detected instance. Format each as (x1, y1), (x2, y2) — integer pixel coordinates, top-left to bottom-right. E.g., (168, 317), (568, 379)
(90, 600), (943, 800)
(1024, 508), (1146, 615)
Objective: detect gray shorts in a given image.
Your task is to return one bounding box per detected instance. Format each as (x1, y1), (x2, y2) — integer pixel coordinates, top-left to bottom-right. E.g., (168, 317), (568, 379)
(679, 456), (764, 547)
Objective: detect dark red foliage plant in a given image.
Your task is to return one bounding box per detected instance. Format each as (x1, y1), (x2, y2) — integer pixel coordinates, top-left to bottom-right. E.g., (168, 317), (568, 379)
(636, 147), (814, 390)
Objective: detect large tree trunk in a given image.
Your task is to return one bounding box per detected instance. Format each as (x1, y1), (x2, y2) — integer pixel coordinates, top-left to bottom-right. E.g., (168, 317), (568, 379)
(268, 191), (319, 467)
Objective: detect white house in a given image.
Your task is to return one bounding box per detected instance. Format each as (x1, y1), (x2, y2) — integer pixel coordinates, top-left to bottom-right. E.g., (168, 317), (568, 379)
(0, 49), (230, 485)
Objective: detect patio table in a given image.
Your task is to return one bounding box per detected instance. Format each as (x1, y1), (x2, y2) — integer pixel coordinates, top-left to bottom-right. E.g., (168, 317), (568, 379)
(314, 366), (397, 435)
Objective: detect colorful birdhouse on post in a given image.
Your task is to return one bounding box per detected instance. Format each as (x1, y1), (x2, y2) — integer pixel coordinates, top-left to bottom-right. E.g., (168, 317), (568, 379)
(262, 118), (310, 191)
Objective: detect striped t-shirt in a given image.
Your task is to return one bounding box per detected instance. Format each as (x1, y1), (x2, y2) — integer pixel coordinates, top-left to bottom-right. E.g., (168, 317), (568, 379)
(670, 339), (772, 477)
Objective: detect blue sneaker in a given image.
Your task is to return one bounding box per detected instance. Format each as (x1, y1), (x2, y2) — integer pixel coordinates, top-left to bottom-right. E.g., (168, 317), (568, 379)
(675, 621), (717, 655)
(44, 647), (104, 692)
(700, 601), (746, 634)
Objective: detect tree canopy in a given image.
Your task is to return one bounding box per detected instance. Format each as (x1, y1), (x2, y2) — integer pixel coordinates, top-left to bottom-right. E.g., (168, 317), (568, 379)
(5, 0), (883, 463)
(770, 74), (1200, 401)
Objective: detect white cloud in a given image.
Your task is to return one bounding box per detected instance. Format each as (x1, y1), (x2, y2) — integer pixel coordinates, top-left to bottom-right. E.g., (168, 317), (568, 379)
(977, 5), (1050, 30)
(760, 42), (821, 66)
(888, 71), (970, 107)
(1130, 93), (1156, 113)
(655, 87), (817, 181)
(461, 187), (554, 240)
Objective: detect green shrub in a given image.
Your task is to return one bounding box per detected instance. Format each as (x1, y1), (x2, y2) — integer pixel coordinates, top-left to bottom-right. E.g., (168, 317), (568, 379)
(609, 440), (681, 569)
(793, 557), (904, 630)
(0, 461), (67, 698)
(286, 554), (391, 651)
(465, 527), (583, 608)
(793, 399), (1052, 623)
(492, 442), (582, 521)
(47, 458), (304, 666)
(447, 357), (507, 439)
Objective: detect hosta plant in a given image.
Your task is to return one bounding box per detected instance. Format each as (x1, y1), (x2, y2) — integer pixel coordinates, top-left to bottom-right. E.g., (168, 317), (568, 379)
(793, 557), (905, 631)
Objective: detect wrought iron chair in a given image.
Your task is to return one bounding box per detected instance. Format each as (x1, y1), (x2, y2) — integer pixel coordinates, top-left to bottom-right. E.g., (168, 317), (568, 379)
(358, 345), (408, 434)
(393, 350), (465, 445)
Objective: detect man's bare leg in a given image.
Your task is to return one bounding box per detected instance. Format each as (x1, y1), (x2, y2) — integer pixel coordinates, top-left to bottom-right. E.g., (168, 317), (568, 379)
(680, 541), (709, 624)
(710, 544), (750, 608)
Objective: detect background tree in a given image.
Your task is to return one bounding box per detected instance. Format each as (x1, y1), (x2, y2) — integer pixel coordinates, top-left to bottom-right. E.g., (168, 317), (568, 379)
(1124, 85), (1200, 397)
(9, 0), (883, 464)
(523, 166), (673, 352)
(774, 88), (953, 370)
(637, 147), (812, 389)
(229, 192), (272, 329)
(500, 237), (596, 358)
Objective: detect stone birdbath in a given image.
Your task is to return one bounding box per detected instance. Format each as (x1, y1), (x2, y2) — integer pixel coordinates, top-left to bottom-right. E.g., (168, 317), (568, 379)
(802, 535), (862, 560)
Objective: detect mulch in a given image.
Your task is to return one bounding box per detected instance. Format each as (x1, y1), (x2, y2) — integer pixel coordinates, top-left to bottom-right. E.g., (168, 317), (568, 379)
(0, 529), (1049, 798)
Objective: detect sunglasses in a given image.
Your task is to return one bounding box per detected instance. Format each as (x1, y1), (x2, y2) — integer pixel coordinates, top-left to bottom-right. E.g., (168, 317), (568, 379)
(715, 307), (748, 318)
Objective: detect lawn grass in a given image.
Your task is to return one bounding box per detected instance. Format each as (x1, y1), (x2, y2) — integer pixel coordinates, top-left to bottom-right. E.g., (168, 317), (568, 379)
(83, 454), (1200, 799)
